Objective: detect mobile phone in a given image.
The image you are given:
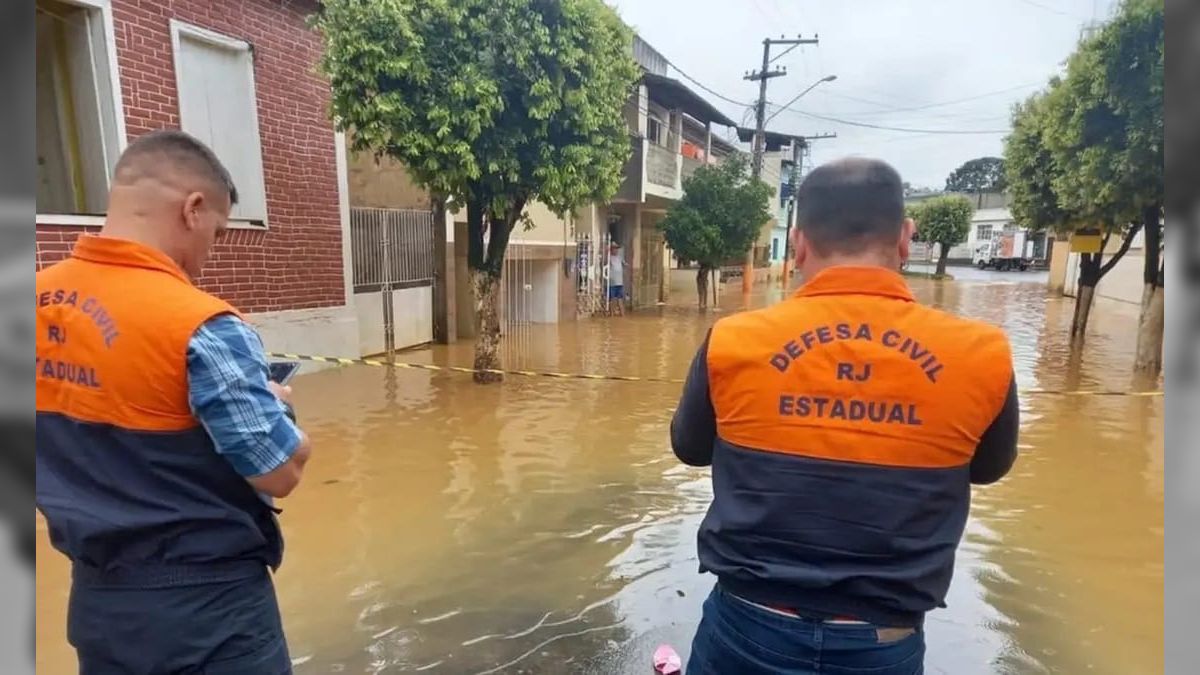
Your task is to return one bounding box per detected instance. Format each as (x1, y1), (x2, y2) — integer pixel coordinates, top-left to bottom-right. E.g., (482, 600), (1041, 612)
(268, 361), (301, 385)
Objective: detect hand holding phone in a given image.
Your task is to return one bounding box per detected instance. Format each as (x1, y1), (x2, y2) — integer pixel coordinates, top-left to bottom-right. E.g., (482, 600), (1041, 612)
(268, 361), (300, 385)
(267, 361), (300, 421)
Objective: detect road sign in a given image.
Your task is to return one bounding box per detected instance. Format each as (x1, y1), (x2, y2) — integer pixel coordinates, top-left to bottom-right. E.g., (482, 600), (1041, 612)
(1070, 228), (1103, 253)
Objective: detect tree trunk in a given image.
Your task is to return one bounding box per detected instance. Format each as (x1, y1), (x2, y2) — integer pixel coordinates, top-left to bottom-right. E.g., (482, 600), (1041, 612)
(470, 269), (503, 384)
(1134, 283), (1164, 376)
(1069, 225), (1141, 343)
(1071, 253), (1101, 340)
(1071, 283), (1095, 340)
(431, 196), (453, 344)
(712, 268), (720, 309)
(935, 242), (949, 277)
(1134, 205), (1163, 376)
(696, 267), (709, 310)
(463, 191), (527, 385)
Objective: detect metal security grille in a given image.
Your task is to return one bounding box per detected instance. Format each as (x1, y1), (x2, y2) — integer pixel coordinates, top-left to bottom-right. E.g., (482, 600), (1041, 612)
(638, 226), (664, 308)
(350, 207), (434, 292)
(574, 231), (615, 316)
(350, 207), (435, 357)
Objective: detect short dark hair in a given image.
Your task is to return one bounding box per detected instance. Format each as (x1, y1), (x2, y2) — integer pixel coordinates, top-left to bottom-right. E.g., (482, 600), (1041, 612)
(794, 157), (904, 255)
(113, 129), (238, 205)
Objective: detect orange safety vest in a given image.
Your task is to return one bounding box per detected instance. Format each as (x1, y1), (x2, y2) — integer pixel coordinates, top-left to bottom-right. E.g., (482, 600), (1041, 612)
(699, 265), (1012, 626)
(36, 236), (282, 579)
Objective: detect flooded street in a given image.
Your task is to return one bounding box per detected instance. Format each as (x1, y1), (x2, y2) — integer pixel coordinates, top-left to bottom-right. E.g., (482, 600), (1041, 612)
(36, 273), (1163, 674)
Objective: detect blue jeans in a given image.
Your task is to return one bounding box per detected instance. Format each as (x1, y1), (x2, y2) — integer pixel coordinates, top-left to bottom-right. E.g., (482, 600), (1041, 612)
(687, 586), (924, 675)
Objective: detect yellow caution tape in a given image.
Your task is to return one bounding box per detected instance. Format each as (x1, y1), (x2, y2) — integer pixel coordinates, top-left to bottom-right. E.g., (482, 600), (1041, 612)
(267, 353), (1164, 397)
(267, 352), (681, 384)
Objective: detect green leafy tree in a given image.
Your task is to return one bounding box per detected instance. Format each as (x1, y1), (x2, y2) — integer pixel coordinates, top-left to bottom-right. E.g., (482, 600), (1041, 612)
(316, 0), (640, 382)
(659, 155), (772, 310)
(1083, 0), (1163, 374)
(1005, 87), (1072, 234)
(944, 157), (1007, 195)
(911, 195), (973, 277)
(1005, 0), (1162, 355)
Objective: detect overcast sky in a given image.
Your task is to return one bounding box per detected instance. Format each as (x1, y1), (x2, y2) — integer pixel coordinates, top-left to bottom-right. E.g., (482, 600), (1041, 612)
(608, 0), (1118, 190)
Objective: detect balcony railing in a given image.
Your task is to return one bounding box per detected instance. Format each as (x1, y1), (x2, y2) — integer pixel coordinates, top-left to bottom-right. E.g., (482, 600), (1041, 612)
(614, 136), (690, 202)
(646, 143), (678, 188)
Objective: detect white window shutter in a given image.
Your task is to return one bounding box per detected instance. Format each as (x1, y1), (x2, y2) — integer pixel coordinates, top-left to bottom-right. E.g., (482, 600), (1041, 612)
(175, 29), (268, 223)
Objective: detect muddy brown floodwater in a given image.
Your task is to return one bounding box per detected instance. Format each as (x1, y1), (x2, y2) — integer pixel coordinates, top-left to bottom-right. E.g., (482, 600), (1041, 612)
(36, 272), (1163, 674)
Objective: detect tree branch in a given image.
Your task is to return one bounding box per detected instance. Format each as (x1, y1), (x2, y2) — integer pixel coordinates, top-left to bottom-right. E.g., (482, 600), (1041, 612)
(482, 195), (529, 277)
(1099, 222), (1143, 278)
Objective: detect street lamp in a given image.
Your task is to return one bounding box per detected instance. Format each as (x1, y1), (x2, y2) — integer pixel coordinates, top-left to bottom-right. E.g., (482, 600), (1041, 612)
(765, 75), (837, 125)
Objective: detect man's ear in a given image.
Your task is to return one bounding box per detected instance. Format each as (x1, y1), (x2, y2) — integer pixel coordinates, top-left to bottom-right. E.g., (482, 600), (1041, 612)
(899, 218), (916, 260)
(182, 192), (205, 231)
(793, 228), (809, 267)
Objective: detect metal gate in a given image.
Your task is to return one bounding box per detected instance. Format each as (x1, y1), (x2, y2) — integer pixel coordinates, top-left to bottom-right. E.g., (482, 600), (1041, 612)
(574, 231), (615, 316)
(638, 226), (664, 308)
(350, 207), (434, 355)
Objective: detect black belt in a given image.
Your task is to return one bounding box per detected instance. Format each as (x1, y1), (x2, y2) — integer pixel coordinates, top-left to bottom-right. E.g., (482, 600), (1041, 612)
(72, 559), (266, 589)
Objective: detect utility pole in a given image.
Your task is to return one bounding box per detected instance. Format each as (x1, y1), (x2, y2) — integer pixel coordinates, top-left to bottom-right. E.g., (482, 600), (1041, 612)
(780, 133), (836, 286)
(742, 35), (819, 294)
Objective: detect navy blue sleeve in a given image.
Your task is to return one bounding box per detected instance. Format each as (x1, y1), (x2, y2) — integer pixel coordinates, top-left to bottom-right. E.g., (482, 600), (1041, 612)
(671, 331), (717, 467)
(970, 375), (1019, 485)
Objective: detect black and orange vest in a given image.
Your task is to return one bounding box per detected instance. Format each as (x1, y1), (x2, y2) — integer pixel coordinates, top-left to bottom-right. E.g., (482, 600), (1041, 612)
(36, 236), (282, 580)
(700, 266), (1013, 626)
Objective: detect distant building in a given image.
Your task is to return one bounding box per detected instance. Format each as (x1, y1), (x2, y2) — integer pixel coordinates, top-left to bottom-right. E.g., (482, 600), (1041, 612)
(592, 41), (739, 311)
(733, 127), (807, 277)
(768, 157), (798, 270)
(903, 191), (1049, 265)
(343, 31), (741, 352)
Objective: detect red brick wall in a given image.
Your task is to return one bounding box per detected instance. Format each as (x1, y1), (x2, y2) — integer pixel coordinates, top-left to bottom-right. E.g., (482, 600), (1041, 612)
(35, 0), (345, 313)
(34, 226), (95, 270)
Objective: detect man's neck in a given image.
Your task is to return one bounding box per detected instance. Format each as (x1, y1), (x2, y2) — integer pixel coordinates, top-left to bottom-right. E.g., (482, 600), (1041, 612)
(100, 212), (182, 269)
(800, 255), (900, 279)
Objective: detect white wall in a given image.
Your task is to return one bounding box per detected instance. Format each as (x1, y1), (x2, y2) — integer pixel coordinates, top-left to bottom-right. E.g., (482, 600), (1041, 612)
(353, 287), (433, 356)
(502, 259), (559, 324)
(529, 260), (558, 323)
(248, 306), (359, 371)
(512, 200), (574, 245)
(1065, 249), (1144, 304)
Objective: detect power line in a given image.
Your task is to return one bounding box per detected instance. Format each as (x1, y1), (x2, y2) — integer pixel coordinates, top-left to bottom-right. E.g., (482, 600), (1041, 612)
(658, 53), (1021, 135)
(799, 81), (1042, 117)
(1013, 0), (1076, 17)
(661, 57), (751, 108)
(769, 106), (1010, 134)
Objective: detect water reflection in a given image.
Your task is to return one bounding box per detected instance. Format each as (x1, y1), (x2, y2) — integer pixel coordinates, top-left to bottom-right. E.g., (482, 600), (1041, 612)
(35, 273), (1162, 674)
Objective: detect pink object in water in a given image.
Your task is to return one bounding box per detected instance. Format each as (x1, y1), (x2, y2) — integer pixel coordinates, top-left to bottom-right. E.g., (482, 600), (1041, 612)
(652, 644), (683, 674)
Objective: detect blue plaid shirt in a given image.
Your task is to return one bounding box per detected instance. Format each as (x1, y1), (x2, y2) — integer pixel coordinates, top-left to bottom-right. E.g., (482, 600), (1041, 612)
(186, 314), (302, 477)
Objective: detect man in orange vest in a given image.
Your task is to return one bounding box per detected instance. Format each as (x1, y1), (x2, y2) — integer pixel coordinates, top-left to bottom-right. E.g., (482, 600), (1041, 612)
(672, 158), (1018, 674)
(36, 130), (312, 674)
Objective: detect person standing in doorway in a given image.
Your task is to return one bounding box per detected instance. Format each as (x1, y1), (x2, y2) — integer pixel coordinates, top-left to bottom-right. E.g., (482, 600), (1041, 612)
(671, 158), (1019, 675)
(608, 241), (625, 316)
(36, 130), (311, 674)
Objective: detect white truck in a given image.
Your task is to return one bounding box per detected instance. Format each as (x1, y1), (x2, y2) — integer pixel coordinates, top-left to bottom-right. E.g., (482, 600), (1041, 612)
(973, 231), (1031, 271)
